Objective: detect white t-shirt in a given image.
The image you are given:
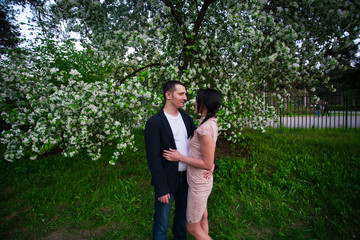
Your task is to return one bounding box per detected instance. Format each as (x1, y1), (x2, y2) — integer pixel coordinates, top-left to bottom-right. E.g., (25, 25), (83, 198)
(164, 111), (189, 172)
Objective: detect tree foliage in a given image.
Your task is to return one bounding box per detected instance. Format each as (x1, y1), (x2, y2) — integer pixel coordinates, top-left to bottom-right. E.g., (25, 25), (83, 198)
(1, 38), (148, 162)
(0, 1), (21, 53)
(45, 0), (359, 118)
(1, 0), (359, 162)
(44, 0), (359, 84)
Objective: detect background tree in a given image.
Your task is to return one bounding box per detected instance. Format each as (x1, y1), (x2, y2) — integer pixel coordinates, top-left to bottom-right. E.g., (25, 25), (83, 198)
(326, 42), (360, 97)
(262, 0), (360, 97)
(45, 0), (359, 120)
(0, 1), (21, 53)
(1, 0), (359, 162)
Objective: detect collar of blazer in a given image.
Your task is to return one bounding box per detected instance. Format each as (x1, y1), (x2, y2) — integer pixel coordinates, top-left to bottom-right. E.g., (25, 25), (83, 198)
(158, 108), (175, 146)
(157, 107), (192, 143)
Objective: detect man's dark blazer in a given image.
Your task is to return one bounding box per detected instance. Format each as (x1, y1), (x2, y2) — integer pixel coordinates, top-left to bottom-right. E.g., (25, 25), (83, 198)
(145, 108), (196, 198)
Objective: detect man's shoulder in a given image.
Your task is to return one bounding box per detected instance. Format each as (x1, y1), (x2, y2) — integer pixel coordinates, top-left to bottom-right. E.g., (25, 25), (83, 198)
(146, 109), (164, 124)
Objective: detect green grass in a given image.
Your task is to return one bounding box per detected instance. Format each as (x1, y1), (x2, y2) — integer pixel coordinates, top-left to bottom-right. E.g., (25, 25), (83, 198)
(1, 128), (359, 239)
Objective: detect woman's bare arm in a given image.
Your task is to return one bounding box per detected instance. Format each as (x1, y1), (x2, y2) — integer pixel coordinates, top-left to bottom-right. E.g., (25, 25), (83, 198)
(163, 133), (214, 170)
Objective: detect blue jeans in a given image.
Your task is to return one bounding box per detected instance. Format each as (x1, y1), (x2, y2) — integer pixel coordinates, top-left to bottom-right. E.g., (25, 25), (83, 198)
(153, 174), (188, 240)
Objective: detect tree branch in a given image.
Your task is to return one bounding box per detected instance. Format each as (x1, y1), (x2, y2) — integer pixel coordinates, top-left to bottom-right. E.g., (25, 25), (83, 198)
(180, 0), (216, 71)
(161, 0), (184, 27)
(192, 0), (216, 40)
(114, 63), (161, 86)
(161, 0), (216, 72)
(161, 0), (188, 43)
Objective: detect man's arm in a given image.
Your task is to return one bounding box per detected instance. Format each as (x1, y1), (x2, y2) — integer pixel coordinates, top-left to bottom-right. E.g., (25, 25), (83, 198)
(144, 118), (169, 199)
(164, 134), (214, 170)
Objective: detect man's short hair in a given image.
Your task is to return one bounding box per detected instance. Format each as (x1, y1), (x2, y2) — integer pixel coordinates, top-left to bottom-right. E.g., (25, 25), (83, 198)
(162, 81), (186, 98)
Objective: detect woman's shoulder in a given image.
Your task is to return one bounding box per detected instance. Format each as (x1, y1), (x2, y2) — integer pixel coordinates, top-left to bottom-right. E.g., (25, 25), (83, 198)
(201, 117), (217, 126)
(197, 118), (218, 135)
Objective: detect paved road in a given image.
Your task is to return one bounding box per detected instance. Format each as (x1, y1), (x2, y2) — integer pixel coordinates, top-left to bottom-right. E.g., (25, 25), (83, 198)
(270, 115), (360, 129)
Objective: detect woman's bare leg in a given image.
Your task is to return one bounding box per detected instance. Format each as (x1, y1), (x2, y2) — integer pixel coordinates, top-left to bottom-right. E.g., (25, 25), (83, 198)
(200, 208), (209, 234)
(187, 221), (212, 240)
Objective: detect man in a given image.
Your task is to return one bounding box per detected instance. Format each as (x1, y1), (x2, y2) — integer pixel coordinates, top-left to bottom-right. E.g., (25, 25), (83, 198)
(322, 101), (330, 117)
(315, 101), (321, 117)
(145, 81), (196, 240)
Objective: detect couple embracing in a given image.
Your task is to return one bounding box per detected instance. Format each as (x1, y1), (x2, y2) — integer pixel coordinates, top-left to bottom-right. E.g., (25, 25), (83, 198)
(145, 81), (221, 240)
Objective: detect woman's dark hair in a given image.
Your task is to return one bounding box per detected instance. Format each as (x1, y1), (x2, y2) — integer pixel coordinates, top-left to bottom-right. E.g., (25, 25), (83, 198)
(196, 89), (222, 126)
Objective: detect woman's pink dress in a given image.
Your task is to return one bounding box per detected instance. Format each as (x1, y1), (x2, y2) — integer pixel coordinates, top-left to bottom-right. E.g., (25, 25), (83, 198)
(186, 117), (218, 223)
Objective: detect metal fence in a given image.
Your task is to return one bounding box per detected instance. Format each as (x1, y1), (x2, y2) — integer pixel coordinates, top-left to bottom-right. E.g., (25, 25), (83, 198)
(267, 94), (360, 130)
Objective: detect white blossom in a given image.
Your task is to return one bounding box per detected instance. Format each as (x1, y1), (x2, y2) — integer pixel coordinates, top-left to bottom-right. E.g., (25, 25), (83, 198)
(50, 67), (59, 74)
(69, 69), (81, 76)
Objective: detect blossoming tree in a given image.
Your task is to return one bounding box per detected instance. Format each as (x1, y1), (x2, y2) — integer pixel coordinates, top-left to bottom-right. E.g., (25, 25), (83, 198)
(1, 0), (359, 162)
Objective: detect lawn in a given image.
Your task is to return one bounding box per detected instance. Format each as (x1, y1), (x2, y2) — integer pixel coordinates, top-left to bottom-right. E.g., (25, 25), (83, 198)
(1, 128), (359, 239)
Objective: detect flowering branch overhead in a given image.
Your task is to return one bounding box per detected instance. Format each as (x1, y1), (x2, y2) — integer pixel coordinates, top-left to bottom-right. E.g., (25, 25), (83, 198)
(162, 0), (216, 71)
(1, 0), (358, 163)
(113, 62), (161, 86)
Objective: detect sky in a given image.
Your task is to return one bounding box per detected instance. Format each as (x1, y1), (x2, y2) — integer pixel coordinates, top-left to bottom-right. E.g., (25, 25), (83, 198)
(15, 5), (35, 39)
(15, 5), (84, 49)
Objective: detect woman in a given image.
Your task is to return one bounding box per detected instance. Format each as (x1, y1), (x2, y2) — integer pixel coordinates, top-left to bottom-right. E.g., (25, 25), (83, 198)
(163, 89), (221, 240)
